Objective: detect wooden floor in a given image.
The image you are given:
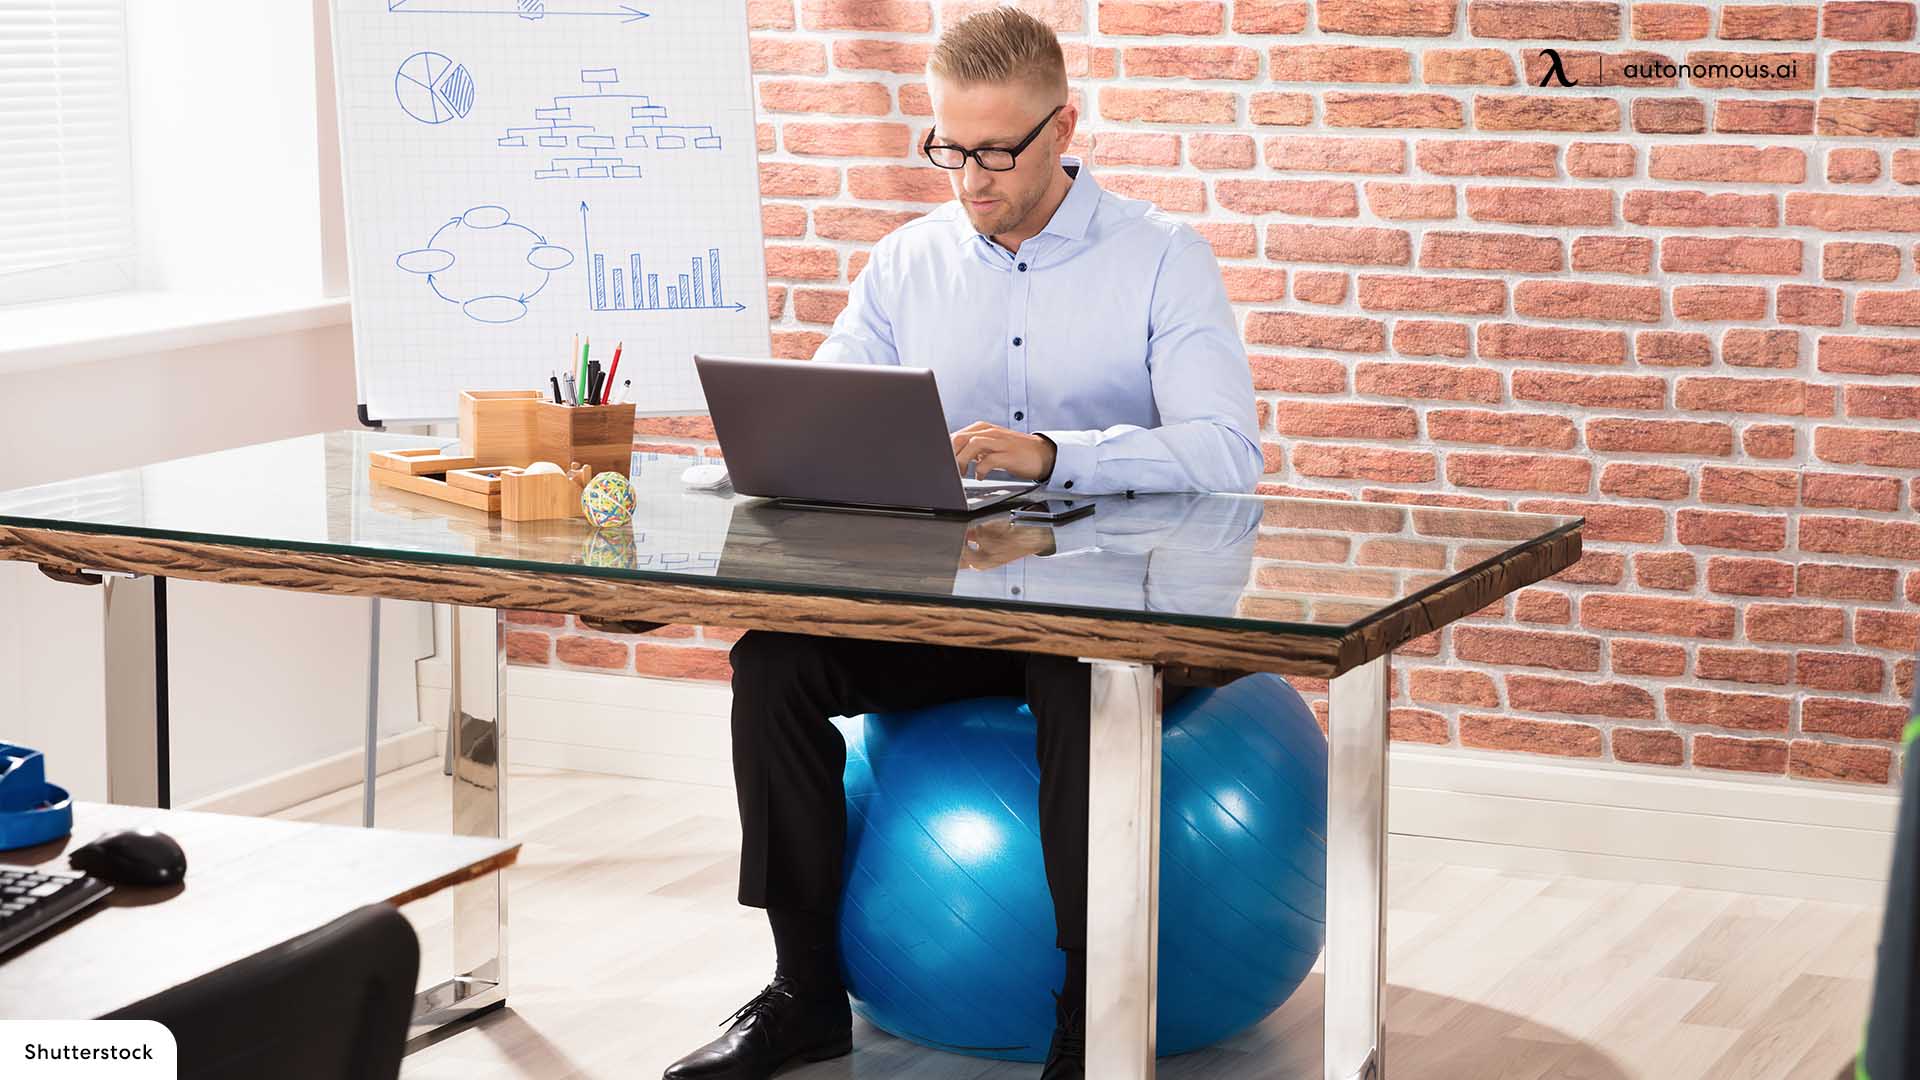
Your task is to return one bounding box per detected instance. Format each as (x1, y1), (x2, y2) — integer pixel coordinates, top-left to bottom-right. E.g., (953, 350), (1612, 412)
(280, 760), (1881, 1080)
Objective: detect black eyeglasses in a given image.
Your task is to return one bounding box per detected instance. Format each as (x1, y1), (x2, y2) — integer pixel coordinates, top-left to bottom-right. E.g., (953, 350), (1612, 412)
(922, 104), (1064, 172)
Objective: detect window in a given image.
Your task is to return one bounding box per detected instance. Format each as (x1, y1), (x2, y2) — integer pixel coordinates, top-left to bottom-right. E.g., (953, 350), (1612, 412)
(0, 0), (135, 308)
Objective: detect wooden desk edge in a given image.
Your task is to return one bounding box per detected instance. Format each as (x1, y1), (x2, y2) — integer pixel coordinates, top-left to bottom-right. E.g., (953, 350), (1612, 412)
(386, 843), (521, 908)
(0, 523), (1582, 679)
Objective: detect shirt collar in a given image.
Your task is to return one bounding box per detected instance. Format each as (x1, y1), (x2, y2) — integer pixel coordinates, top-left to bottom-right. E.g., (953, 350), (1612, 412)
(951, 155), (1100, 251)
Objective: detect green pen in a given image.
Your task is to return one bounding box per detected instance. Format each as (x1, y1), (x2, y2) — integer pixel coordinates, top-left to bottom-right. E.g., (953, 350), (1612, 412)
(578, 338), (590, 407)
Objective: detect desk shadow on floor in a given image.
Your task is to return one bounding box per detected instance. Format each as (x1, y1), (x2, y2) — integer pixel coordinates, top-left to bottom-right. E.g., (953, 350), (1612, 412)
(782, 975), (1634, 1080)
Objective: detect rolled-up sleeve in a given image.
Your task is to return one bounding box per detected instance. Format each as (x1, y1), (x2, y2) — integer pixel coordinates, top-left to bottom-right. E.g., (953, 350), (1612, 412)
(1038, 236), (1262, 495)
(813, 249), (899, 367)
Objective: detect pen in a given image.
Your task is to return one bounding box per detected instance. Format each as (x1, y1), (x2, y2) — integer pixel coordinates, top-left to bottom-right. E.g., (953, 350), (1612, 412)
(550, 373), (563, 404)
(579, 337), (590, 406)
(612, 378), (631, 405)
(563, 371), (578, 406)
(604, 342), (623, 405)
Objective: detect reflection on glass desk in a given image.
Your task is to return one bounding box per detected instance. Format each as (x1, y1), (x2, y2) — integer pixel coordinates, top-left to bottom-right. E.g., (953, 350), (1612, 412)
(0, 431), (1581, 639)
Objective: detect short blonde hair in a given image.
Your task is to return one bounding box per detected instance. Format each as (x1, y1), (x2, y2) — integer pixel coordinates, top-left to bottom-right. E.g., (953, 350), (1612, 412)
(928, 7), (1068, 100)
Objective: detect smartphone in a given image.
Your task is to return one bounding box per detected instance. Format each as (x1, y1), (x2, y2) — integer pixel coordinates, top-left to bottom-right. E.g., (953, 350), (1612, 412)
(1009, 498), (1095, 525)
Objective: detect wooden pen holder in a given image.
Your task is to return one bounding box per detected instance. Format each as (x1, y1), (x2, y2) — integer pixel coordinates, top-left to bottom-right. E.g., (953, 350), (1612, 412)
(533, 401), (636, 480)
(455, 389), (636, 479)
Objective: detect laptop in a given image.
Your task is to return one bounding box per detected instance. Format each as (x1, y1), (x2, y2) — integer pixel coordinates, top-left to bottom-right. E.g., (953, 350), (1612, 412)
(694, 355), (1037, 516)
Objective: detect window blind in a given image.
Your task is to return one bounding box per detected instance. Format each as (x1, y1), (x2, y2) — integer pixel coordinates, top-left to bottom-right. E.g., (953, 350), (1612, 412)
(0, 0), (134, 307)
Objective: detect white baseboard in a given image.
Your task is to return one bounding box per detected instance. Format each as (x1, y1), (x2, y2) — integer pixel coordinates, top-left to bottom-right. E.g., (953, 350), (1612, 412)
(184, 725), (442, 816)
(418, 661), (1902, 903)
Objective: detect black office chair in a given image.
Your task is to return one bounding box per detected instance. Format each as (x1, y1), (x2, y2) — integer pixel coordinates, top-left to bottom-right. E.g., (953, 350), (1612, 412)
(105, 902), (421, 1080)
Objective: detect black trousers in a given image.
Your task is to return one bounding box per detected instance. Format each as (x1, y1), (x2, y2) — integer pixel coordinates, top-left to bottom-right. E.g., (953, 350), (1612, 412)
(730, 629), (1145, 953)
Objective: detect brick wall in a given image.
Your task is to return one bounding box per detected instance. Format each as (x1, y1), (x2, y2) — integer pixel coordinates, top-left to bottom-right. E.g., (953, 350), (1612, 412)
(510, 0), (1920, 787)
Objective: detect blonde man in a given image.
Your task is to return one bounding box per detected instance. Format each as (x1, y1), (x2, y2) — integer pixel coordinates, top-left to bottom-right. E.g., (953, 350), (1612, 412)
(664, 9), (1259, 1080)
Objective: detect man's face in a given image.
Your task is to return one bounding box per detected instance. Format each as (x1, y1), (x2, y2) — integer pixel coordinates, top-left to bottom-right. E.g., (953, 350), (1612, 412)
(926, 76), (1070, 238)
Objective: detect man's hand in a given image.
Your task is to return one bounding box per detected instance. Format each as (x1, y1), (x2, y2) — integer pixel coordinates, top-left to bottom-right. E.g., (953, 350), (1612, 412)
(951, 421), (1057, 482)
(960, 518), (1057, 571)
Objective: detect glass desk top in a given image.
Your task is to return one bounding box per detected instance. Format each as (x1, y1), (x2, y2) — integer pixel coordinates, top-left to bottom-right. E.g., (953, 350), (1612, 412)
(0, 432), (1581, 638)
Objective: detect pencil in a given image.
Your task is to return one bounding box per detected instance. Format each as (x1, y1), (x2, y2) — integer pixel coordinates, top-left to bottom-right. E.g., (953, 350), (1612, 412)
(604, 342), (623, 405)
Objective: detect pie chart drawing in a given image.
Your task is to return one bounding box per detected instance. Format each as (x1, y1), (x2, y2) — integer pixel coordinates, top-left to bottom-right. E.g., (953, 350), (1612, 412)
(395, 51), (476, 124)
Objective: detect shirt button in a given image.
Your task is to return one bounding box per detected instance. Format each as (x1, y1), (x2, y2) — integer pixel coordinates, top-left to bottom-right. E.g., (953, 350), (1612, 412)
(1011, 587), (1022, 596)
(1017, 262), (1027, 272)
(1012, 336), (1022, 347)
(1063, 480), (1074, 489)
(1014, 410), (1024, 421)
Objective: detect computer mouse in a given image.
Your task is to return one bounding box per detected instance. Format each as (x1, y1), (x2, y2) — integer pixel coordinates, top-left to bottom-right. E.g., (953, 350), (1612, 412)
(68, 827), (187, 887)
(681, 463), (731, 490)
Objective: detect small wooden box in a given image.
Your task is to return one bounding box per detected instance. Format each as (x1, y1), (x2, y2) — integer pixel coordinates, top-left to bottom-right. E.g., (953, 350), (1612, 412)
(458, 390), (543, 466)
(533, 401), (635, 479)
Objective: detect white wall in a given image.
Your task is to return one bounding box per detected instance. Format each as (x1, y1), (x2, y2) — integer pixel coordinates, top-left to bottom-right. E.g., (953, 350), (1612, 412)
(0, 321), (431, 806)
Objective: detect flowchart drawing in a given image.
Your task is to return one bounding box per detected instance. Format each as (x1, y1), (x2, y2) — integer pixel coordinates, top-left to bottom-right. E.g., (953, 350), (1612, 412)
(497, 67), (721, 181)
(394, 51), (475, 123)
(579, 201), (745, 313)
(396, 204), (575, 324)
(387, 0), (648, 24)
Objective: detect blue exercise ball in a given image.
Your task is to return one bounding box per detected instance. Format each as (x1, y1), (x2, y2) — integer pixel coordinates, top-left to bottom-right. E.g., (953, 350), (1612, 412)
(832, 674), (1327, 1062)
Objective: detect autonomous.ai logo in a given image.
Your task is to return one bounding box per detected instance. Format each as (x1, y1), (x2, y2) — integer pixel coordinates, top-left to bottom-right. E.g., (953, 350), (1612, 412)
(1538, 48), (1578, 87)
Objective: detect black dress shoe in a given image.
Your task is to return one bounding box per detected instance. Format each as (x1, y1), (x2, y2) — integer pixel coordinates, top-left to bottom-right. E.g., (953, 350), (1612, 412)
(663, 975), (852, 1080)
(1040, 990), (1085, 1080)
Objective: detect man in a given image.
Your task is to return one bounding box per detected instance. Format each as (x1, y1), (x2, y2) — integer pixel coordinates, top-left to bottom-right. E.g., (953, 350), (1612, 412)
(662, 8), (1261, 1080)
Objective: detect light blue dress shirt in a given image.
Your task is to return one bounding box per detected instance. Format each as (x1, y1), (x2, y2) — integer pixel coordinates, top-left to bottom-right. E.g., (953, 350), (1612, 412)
(814, 156), (1263, 496)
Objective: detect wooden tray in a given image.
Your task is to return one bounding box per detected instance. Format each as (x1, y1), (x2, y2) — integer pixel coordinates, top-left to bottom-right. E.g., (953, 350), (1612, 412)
(367, 461), (500, 513)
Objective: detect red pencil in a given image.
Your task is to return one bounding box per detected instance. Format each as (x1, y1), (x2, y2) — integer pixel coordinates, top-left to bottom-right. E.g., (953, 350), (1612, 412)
(603, 342), (624, 404)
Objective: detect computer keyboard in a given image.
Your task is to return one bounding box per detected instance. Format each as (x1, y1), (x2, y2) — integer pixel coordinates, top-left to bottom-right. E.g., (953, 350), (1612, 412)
(0, 865), (111, 957)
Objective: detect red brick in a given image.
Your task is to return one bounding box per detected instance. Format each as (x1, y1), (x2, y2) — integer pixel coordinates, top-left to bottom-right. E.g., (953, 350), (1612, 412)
(1235, 0), (1311, 31)
(1799, 516), (1920, 561)
(505, 630), (552, 664)
(1513, 370), (1667, 410)
(1445, 452), (1592, 493)
(1637, 330), (1716, 367)
(791, 288), (848, 324)
(1696, 646), (1793, 685)
(1859, 609), (1920, 652)
(831, 39), (931, 73)
(1721, 328), (1801, 369)
(1408, 667), (1501, 707)
(1676, 376), (1834, 417)
(1454, 626), (1602, 671)
(633, 642), (733, 682)
(1586, 418), (1733, 456)
(1460, 713), (1604, 757)
(1676, 508), (1788, 551)
(1796, 563), (1899, 602)
(1667, 686), (1790, 731)
(1635, 551), (1697, 591)
(1221, 267), (1291, 304)
(1705, 555), (1795, 596)
(1797, 651), (1885, 693)
(1700, 465), (1799, 508)
(759, 80), (890, 116)
(1271, 44), (1415, 83)
(1509, 674), (1656, 719)
(1790, 741), (1893, 785)
(1823, 1), (1918, 40)
(1582, 594), (1736, 638)
(1694, 734), (1789, 774)
(1814, 425), (1920, 469)
(1391, 708), (1451, 743)
(1801, 471), (1903, 512)
(764, 245), (839, 281)
(1743, 424), (1796, 459)
(1845, 385), (1920, 420)
(812, 206), (924, 243)
(847, 165), (954, 203)
(770, 331), (826, 359)
(761, 162), (841, 198)
(1476, 322), (1623, 363)
(1092, 132), (1181, 167)
(1428, 409), (1577, 448)
(1422, 47), (1524, 86)
(1250, 355), (1346, 393)
(1365, 181), (1458, 219)
(1515, 588), (1573, 624)
(801, 0), (931, 31)
(762, 204), (807, 239)
(505, 610), (566, 628)
(1099, 0), (1224, 32)
(1613, 728), (1685, 766)
(783, 121), (910, 158)
(1125, 45), (1261, 79)
(1189, 133), (1256, 169)
(1600, 463), (1691, 500)
(1572, 234), (1653, 272)
(1291, 444), (1438, 482)
(1249, 92), (1316, 125)
(1516, 500), (1667, 543)
(556, 634), (631, 670)
(1818, 335), (1920, 376)
(751, 38), (826, 74)
(1099, 87), (1237, 124)
(1326, 92), (1465, 129)
(1746, 602), (1847, 644)
(1273, 402), (1418, 440)
(1612, 639), (1687, 677)
(1803, 697), (1910, 739)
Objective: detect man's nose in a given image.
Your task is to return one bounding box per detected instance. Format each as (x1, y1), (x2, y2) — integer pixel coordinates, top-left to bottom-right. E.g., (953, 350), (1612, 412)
(959, 158), (995, 194)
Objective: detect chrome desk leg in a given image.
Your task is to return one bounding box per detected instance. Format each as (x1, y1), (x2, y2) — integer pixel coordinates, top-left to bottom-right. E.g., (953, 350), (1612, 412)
(1082, 659), (1162, 1080)
(1326, 653), (1390, 1080)
(101, 573), (166, 808)
(410, 605), (509, 1043)
(362, 597), (381, 828)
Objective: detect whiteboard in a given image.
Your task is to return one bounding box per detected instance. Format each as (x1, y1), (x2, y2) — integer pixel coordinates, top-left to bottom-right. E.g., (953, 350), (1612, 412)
(329, 0), (770, 422)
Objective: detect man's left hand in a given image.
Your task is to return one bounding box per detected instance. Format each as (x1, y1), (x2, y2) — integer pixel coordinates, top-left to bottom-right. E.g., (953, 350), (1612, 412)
(951, 422), (1057, 482)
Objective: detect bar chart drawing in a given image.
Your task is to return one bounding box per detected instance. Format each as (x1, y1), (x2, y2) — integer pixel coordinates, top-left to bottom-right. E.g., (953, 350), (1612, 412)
(579, 201), (745, 312)
(499, 67), (721, 181)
